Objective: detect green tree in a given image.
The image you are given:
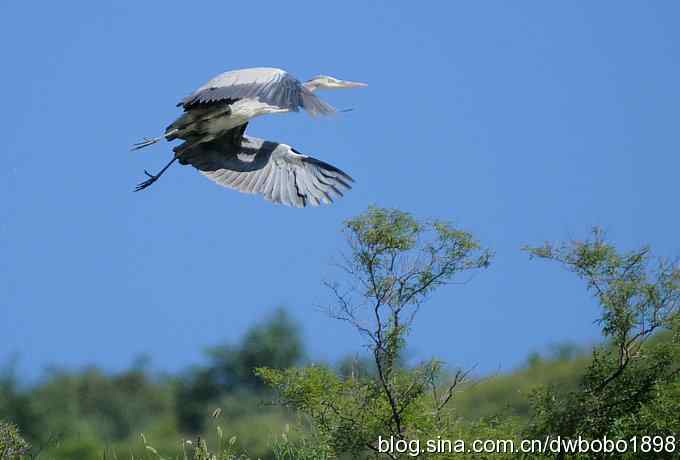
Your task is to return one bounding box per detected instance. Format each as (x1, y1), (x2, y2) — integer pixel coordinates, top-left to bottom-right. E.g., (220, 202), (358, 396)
(0, 421), (30, 459)
(177, 308), (303, 433)
(0, 361), (42, 444)
(208, 308), (304, 391)
(259, 207), (493, 458)
(525, 228), (680, 459)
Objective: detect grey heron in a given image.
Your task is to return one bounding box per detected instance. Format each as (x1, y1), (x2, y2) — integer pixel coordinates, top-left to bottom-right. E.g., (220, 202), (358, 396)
(132, 68), (365, 206)
(132, 67), (367, 153)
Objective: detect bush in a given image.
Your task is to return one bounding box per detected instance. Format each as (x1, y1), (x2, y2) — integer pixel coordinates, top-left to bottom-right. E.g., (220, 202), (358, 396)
(0, 421), (30, 459)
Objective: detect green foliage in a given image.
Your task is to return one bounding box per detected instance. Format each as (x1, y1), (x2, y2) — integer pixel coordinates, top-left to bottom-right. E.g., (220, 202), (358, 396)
(345, 206), (422, 253)
(452, 348), (589, 420)
(207, 308), (304, 391)
(445, 416), (523, 460)
(259, 220), (679, 459)
(35, 365), (172, 441)
(3, 213), (679, 460)
(525, 229), (680, 457)
(258, 364), (382, 455)
(176, 308), (302, 434)
(0, 421), (30, 459)
(261, 207), (494, 458)
(141, 427), (253, 460)
(46, 435), (101, 460)
(0, 363), (41, 443)
(271, 424), (335, 460)
(341, 207), (492, 312)
(0, 310), (304, 460)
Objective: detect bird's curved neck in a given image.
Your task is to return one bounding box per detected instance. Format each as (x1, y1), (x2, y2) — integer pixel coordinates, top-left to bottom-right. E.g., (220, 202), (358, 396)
(302, 81), (320, 93)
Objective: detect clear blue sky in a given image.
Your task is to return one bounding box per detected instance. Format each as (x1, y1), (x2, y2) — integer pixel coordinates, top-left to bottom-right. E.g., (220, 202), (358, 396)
(1, 1), (679, 379)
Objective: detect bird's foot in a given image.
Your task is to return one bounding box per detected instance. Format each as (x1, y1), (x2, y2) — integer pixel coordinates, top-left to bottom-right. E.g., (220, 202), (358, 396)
(131, 137), (161, 151)
(134, 170), (159, 192)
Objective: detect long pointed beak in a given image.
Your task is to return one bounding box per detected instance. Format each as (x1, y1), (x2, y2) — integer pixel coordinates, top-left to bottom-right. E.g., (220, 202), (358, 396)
(337, 80), (368, 89)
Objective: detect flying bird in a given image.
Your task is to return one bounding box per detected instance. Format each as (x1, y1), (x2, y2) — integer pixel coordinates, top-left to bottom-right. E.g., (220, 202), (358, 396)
(132, 67), (366, 153)
(132, 67), (366, 207)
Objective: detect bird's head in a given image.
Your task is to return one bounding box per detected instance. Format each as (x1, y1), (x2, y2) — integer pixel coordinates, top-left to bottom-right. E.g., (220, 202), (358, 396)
(304, 75), (368, 92)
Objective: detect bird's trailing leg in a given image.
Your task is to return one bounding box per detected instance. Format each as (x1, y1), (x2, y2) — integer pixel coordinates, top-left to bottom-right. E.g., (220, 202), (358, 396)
(131, 129), (181, 151)
(134, 156), (179, 192)
(131, 137), (162, 151)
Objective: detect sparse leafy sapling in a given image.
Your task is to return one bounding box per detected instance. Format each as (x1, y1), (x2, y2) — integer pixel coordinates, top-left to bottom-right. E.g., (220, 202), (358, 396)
(524, 228), (680, 457)
(259, 207), (492, 458)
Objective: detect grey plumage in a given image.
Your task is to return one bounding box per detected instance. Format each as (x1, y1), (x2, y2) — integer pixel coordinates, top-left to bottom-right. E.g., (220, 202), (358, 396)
(134, 67), (367, 152)
(179, 134), (354, 208)
(178, 68), (336, 116)
(132, 67), (365, 201)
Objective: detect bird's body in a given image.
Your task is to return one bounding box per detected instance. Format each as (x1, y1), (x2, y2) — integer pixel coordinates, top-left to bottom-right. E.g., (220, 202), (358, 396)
(163, 99), (287, 155)
(132, 67), (366, 206)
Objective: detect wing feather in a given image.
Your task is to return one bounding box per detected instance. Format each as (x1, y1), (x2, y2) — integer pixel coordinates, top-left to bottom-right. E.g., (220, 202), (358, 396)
(179, 134), (353, 207)
(271, 168), (284, 204)
(292, 170), (316, 207)
(261, 164), (277, 198)
(284, 169), (299, 207)
(252, 164), (271, 193)
(240, 170), (258, 193)
(230, 168), (250, 189)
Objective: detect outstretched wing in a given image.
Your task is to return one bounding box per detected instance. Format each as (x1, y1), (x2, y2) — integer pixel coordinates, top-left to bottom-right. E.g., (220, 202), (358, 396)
(179, 134), (353, 208)
(178, 67), (335, 116)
